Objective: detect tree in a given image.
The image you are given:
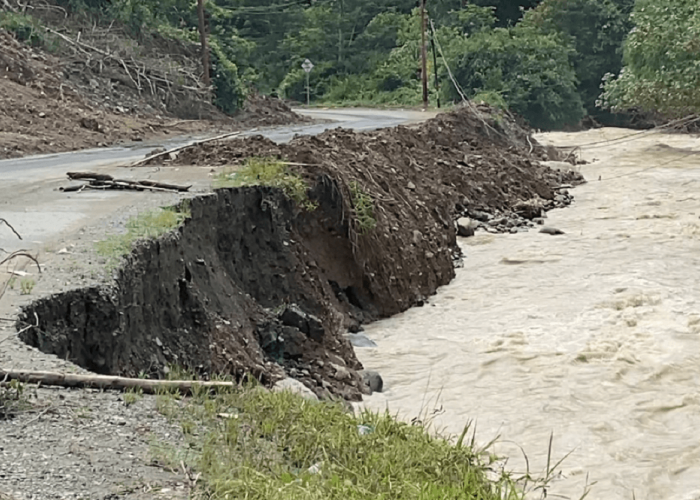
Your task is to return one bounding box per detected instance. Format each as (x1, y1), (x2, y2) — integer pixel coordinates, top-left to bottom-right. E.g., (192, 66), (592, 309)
(600, 0), (700, 117)
(469, 0), (542, 26)
(443, 20), (584, 129)
(521, 0), (630, 119)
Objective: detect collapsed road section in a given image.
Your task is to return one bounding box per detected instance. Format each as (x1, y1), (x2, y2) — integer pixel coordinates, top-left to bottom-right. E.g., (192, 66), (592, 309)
(17, 105), (584, 400)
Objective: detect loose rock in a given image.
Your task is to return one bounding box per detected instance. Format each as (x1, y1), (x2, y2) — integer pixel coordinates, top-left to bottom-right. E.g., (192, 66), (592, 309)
(344, 333), (378, 348)
(360, 370), (384, 393)
(540, 226), (565, 235)
(273, 378), (319, 401)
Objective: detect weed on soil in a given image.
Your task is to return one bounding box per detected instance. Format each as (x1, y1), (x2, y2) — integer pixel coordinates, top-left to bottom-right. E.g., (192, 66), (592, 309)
(215, 157), (318, 211)
(96, 206), (190, 269)
(0, 380), (30, 420)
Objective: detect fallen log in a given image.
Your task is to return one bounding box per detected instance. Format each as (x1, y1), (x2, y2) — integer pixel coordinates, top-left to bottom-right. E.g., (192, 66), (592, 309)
(63, 173), (191, 193)
(67, 172), (113, 181)
(127, 179), (192, 192)
(0, 369), (236, 395)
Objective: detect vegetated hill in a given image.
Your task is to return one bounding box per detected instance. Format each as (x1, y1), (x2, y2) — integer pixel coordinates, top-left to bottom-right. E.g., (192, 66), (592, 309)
(0, 1), (309, 158)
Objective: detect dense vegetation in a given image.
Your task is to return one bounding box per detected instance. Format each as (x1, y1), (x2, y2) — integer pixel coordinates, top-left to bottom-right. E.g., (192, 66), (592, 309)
(3, 0), (698, 128)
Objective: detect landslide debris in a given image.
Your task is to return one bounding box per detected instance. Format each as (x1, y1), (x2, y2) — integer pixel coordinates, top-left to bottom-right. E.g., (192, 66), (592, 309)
(18, 105), (584, 401)
(0, 28), (307, 159)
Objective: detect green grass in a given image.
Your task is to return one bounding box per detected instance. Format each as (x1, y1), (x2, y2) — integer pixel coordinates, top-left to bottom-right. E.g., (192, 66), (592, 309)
(214, 158), (317, 211)
(0, 380), (30, 420)
(123, 387), (143, 406)
(151, 382), (532, 500)
(19, 278), (35, 295)
(349, 181), (377, 235)
(95, 206), (189, 270)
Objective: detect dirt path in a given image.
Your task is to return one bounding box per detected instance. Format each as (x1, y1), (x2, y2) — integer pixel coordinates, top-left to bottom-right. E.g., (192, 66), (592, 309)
(354, 127), (700, 500)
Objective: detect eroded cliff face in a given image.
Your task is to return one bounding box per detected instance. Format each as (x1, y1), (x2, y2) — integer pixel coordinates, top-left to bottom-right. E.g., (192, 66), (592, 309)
(18, 106), (584, 400)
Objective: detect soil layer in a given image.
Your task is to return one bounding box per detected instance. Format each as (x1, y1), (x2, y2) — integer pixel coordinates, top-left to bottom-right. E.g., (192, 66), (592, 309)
(17, 105), (584, 400)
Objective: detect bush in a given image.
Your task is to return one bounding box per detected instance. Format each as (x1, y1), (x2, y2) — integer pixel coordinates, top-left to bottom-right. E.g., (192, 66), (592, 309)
(210, 39), (246, 114)
(214, 157), (317, 211)
(0, 12), (49, 48)
(599, 0), (700, 117)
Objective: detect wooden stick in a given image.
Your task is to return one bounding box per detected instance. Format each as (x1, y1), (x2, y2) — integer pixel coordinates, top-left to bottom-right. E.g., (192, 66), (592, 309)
(0, 369), (236, 395)
(129, 130), (246, 167)
(0, 251), (41, 273)
(0, 219), (22, 240)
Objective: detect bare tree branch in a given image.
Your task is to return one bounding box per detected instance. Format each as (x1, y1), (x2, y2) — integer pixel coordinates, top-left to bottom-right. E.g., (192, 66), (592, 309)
(0, 219), (22, 240)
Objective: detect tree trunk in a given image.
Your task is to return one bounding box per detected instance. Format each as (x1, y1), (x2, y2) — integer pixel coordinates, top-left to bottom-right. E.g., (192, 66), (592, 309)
(197, 0), (211, 87)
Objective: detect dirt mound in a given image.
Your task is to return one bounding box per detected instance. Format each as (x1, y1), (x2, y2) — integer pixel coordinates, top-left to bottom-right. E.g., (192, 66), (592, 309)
(237, 93), (312, 127)
(0, 28), (308, 159)
(0, 29), (201, 159)
(17, 106), (584, 400)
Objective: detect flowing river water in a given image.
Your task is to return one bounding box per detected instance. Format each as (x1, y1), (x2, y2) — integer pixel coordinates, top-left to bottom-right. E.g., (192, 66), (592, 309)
(354, 128), (700, 500)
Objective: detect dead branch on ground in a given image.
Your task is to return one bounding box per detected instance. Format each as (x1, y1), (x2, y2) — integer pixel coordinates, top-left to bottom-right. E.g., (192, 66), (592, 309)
(44, 26), (209, 102)
(63, 172), (191, 193)
(0, 369), (237, 395)
(0, 219), (22, 240)
(0, 250), (41, 301)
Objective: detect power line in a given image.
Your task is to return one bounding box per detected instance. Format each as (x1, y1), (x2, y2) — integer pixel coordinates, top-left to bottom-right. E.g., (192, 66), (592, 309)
(549, 115), (700, 150)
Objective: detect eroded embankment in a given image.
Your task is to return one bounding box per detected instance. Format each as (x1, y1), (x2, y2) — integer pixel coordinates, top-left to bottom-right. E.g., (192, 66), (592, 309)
(18, 106), (584, 400)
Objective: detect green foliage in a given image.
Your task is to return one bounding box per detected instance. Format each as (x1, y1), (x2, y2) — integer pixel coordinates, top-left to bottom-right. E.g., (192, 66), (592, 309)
(19, 278), (35, 295)
(156, 384), (526, 500)
(349, 181), (376, 235)
(123, 387), (144, 406)
(210, 38), (246, 114)
(0, 380), (30, 420)
(214, 158), (317, 211)
(472, 90), (509, 111)
(444, 24), (585, 129)
(600, 0), (700, 118)
(0, 12), (51, 48)
(95, 206), (190, 270)
(469, 0), (542, 26)
(521, 0), (631, 118)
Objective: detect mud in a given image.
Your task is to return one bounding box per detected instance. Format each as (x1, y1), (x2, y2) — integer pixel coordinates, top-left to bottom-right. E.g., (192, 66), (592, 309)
(17, 105), (584, 400)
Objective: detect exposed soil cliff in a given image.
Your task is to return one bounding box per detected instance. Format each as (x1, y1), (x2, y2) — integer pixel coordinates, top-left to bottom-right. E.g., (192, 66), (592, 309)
(18, 105), (584, 400)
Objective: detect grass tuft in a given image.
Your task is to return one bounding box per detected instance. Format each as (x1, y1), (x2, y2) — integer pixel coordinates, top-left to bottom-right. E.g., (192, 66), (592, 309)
(19, 278), (35, 295)
(0, 380), (30, 420)
(95, 206), (189, 270)
(349, 181), (377, 235)
(123, 387), (143, 406)
(214, 157), (318, 211)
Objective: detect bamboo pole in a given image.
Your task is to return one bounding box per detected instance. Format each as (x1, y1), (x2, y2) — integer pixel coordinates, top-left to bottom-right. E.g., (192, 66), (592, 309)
(0, 369), (236, 395)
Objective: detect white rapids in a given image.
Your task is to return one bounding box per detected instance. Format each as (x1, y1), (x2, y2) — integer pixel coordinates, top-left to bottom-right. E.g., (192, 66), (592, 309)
(354, 128), (700, 500)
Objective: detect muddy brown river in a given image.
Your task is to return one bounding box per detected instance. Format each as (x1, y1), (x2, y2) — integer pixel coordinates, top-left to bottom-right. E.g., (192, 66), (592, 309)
(355, 128), (700, 500)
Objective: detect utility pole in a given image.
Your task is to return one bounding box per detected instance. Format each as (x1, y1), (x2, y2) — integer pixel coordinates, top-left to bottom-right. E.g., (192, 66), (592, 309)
(197, 0), (210, 87)
(420, 0), (429, 109)
(429, 19), (440, 108)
